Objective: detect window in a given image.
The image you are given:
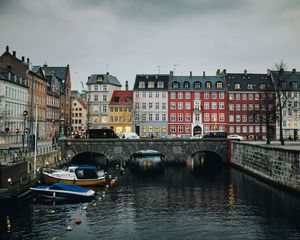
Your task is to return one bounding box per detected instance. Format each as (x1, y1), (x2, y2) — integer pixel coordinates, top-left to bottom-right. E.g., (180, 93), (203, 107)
(236, 115), (241, 122)
(236, 126), (241, 133)
(162, 125), (167, 133)
(204, 102), (210, 109)
(195, 113), (200, 121)
(178, 125), (183, 133)
(139, 82), (145, 88)
(236, 104), (241, 111)
(204, 92), (209, 99)
(184, 81), (190, 88)
(94, 85), (98, 91)
(204, 113), (210, 121)
(249, 115), (254, 123)
(255, 94), (260, 100)
(211, 102), (217, 110)
(234, 83), (241, 89)
(148, 81), (154, 88)
(219, 92), (224, 99)
(194, 81), (201, 89)
(155, 114), (159, 121)
(178, 92), (183, 99)
(195, 92), (200, 99)
(247, 83), (254, 89)
(170, 102), (176, 110)
(211, 92), (217, 99)
(162, 92), (166, 98)
(156, 92), (159, 98)
(149, 102), (153, 109)
(255, 104), (260, 111)
(170, 113), (176, 122)
(259, 84), (266, 90)
(142, 92), (146, 98)
(170, 125), (176, 133)
(155, 126), (160, 133)
(178, 102), (183, 110)
(178, 113), (183, 122)
(170, 92), (176, 99)
(148, 114), (153, 121)
(205, 82), (211, 89)
(219, 113), (225, 122)
(185, 113), (191, 122)
(148, 126), (153, 133)
(94, 95), (98, 101)
(255, 126), (260, 133)
(242, 115), (247, 122)
(135, 102), (139, 109)
(172, 82), (180, 88)
(185, 102), (191, 110)
(186, 125), (191, 133)
(149, 92), (152, 98)
(236, 93), (240, 100)
(229, 93), (234, 100)
(242, 104), (247, 111)
(229, 104), (234, 111)
(142, 103), (146, 109)
(157, 81), (164, 88)
(155, 103), (159, 109)
(249, 126), (254, 133)
(162, 103), (166, 109)
(162, 113), (167, 121)
(248, 104), (253, 111)
(142, 126), (147, 133)
(229, 115), (234, 122)
(229, 126), (234, 133)
(185, 92), (190, 99)
(216, 82), (223, 88)
(102, 105), (107, 113)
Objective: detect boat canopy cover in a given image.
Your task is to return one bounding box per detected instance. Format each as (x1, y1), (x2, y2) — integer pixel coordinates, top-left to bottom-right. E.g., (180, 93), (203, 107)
(50, 183), (89, 193)
(69, 165), (98, 170)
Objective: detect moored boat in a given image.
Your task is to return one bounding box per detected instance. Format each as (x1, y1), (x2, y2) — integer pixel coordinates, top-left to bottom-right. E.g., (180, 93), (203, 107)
(30, 182), (96, 202)
(42, 165), (106, 186)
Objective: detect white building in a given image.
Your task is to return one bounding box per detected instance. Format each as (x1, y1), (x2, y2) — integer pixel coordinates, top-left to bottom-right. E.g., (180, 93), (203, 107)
(0, 67), (29, 145)
(133, 74), (169, 137)
(86, 73), (122, 129)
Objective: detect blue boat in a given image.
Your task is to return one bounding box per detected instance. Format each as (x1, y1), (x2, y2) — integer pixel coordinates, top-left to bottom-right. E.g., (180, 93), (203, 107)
(30, 182), (96, 202)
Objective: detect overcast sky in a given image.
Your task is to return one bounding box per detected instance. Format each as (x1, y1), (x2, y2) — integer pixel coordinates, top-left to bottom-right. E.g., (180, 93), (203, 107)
(1, 0), (300, 91)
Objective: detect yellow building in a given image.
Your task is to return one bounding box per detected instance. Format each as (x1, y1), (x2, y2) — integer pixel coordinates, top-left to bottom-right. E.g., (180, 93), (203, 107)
(108, 90), (133, 134)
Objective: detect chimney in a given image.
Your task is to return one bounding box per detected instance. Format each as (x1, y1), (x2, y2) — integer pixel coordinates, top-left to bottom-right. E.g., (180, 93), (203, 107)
(244, 69), (247, 75)
(43, 63), (48, 67)
(223, 69), (226, 74)
(125, 81), (128, 91)
(88, 76), (90, 80)
(170, 71), (174, 77)
(106, 72), (109, 75)
(6, 45), (9, 52)
(27, 58), (30, 65)
(190, 71), (192, 77)
(22, 56), (25, 62)
(292, 68), (296, 73)
(267, 69), (271, 76)
(13, 51), (16, 57)
(216, 69), (220, 75)
(203, 71), (205, 77)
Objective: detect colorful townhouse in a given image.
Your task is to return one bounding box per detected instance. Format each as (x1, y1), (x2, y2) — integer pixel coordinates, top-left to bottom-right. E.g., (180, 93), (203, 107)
(133, 74), (169, 137)
(168, 71), (226, 136)
(225, 70), (276, 140)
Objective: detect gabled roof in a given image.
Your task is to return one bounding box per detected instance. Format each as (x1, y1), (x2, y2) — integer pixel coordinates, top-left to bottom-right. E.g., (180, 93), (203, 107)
(77, 98), (87, 109)
(0, 66), (28, 88)
(226, 73), (274, 91)
(109, 90), (133, 105)
(87, 73), (122, 87)
(133, 74), (169, 90)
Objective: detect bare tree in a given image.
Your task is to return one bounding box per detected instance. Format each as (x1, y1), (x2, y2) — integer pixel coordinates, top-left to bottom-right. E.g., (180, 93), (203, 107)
(270, 60), (292, 145)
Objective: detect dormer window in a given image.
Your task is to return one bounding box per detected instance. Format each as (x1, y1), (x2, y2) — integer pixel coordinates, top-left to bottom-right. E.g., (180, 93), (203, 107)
(96, 75), (103, 83)
(114, 97), (120, 103)
(247, 83), (254, 89)
(172, 81), (180, 89)
(205, 81), (211, 89)
(291, 81), (298, 88)
(194, 81), (201, 89)
(234, 83), (241, 90)
(139, 81), (145, 88)
(148, 81), (155, 88)
(157, 81), (164, 88)
(183, 81), (190, 88)
(216, 82), (223, 89)
(259, 84), (266, 90)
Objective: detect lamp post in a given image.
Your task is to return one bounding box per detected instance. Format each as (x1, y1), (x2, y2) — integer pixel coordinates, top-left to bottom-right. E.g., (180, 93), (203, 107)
(22, 110), (28, 151)
(59, 116), (65, 140)
(15, 128), (19, 144)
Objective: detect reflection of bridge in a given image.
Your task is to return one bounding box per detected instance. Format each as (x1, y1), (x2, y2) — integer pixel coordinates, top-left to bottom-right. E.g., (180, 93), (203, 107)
(63, 139), (230, 164)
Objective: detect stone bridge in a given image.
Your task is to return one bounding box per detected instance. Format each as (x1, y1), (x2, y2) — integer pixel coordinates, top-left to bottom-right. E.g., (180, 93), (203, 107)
(62, 138), (230, 165)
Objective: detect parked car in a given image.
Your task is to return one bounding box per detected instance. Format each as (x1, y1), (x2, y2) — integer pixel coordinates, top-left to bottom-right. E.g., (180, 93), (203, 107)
(118, 132), (140, 139)
(202, 131), (227, 139)
(228, 134), (243, 141)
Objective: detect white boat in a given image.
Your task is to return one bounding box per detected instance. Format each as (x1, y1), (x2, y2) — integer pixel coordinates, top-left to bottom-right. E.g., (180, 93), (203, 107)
(42, 165), (106, 186)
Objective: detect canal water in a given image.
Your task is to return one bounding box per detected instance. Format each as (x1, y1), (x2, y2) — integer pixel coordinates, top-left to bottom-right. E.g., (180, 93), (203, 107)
(1, 166), (300, 240)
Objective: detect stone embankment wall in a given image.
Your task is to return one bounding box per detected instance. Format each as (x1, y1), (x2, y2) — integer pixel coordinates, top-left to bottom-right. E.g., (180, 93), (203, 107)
(231, 142), (300, 192)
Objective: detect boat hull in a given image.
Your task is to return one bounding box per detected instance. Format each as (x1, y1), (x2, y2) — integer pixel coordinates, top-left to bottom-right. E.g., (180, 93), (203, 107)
(43, 172), (106, 186)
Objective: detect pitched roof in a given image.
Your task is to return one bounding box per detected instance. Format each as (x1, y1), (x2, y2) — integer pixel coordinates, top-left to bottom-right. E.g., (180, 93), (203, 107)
(77, 98), (87, 109)
(109, 90), (133, 105)
(0, 66), (29, 88)
(87, 73), (122, 87)
(133, 74), (169, 90)
(46, 66), (68, 80)
(270, 70), (300, 91)
(226, 73), (274, 91)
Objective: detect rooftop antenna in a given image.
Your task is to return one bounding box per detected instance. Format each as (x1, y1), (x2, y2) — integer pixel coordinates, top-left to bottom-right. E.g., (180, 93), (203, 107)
(157, 65), (162, 74)
(173, 64), (178, 73)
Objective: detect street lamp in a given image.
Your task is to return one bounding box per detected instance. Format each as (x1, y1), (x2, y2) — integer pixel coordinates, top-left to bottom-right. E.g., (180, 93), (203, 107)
(23, 110), (28, 151)
(15, 128), (19, 144)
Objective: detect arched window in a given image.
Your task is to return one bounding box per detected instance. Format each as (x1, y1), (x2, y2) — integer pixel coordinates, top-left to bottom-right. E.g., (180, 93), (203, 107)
(172, 81), (180, 89)
(216, 81), (223, 88)
(194, 81), (201, 89)
(205, 81), (211, 89)
(183, 81), (190, 88)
